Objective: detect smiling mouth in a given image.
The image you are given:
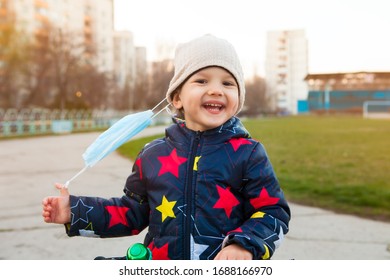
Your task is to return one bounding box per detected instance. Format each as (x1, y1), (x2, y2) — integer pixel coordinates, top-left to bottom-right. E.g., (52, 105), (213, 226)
(203, 103), (224, 112)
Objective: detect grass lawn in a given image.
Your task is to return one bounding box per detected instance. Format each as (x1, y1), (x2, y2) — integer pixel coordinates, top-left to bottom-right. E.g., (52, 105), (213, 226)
(118, 115), (390, 222)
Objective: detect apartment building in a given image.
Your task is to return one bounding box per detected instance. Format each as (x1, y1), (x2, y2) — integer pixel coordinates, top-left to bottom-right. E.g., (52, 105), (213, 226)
(83, 0), (114, 73)
(265, 29), (308, 114)
(114, 31), (136, 89)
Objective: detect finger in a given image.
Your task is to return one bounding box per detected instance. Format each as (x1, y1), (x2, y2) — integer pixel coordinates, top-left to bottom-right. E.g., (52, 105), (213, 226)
(59, 186), (69, 196)
(55, 183), (70, 196)
(42, 210), (49, 218)
(55, 182), (65, 190)
(42, 197), (48, 206)
(43, 215), (52, 223)
(42, 197), (54, 208)
(42, 210), (51, 222)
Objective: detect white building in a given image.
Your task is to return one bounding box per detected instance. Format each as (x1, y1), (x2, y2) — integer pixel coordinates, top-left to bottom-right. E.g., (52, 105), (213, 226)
(265, 29), (308, 114)
(135, 47), (147, 83)
(113, 30), (138, 109)
(84, 0), (114, 73)
(113, 31), (136, 89)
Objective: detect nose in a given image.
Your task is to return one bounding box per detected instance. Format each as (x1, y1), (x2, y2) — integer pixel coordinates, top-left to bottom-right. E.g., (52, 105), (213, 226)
(206, 82), (223, 96)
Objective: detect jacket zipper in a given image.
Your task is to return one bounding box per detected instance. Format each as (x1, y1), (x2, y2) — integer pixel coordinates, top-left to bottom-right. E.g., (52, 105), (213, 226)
(183, 131), (202, 259)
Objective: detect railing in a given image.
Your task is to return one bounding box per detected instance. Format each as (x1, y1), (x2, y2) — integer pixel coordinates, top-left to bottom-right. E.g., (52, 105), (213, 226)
(0, 108), (159, 138)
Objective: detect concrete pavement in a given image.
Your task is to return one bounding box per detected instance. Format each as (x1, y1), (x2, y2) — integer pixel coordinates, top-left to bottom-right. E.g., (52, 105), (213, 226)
(0, 127), (389, 260)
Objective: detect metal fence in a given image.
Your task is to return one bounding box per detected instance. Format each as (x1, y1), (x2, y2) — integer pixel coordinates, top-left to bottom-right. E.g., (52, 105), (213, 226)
(0, 108), (137, 138)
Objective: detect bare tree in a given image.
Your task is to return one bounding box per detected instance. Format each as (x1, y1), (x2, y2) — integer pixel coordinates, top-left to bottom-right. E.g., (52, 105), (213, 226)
(22, 26), (53, 108)
(243, 75), (272, 116)
(0, 20), (30, 108)
(20, 25), (113, 110)
(76, 66), (113, 110)
(47, 28), (86, 110)
(147, 59), (174, 108)
(133, 78), (149, 110)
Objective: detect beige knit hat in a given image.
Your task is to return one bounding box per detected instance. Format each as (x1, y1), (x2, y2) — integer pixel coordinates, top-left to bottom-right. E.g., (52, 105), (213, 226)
(166, 34), (245, 114)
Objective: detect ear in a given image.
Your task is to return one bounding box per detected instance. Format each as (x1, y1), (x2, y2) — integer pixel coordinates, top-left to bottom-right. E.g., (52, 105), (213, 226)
(172, 91), (183, 110)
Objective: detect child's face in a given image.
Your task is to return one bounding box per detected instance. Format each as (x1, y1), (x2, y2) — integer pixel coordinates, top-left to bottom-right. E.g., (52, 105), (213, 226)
(172, 67), (239, 132)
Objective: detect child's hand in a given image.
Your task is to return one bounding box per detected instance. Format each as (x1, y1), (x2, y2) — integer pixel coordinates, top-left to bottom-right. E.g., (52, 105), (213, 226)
(214, 243), (253, 260)
(42, 183), (71, 224)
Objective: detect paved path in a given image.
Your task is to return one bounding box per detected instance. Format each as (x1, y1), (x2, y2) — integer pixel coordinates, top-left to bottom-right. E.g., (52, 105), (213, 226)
(0, 127), (389, 260)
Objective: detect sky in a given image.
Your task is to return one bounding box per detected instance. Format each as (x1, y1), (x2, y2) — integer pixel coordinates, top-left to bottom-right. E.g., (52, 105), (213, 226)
(113, 0), (390, 77)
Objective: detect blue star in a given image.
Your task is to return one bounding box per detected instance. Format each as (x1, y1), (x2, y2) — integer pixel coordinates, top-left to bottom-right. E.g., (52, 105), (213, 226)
(70, 198), (93, 225)
(191, 235), (209, 260)
(177, 204), (187, 216)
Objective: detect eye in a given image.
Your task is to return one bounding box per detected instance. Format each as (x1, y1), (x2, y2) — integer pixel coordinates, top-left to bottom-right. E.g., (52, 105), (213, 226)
(223, 80), (236, 87)
(194, 79), (207, 84)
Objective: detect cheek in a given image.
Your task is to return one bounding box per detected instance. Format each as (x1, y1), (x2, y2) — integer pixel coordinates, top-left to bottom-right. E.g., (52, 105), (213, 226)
(230, 93), (240, 108)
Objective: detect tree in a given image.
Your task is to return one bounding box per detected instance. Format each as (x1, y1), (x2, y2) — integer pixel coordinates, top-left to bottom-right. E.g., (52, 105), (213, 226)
(147, 59), (174, 108)
(243, 75), (271, 116)
(46, 28), (86, 110)
(21, 25), (54, 108)
(76, 67), (113, 110)
(21, 25), (112, 110)
(0, 20), (30, 108)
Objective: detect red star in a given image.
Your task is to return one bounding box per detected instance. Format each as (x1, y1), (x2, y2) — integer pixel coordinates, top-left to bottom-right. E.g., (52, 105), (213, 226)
(105, 206), (130, 228)
(227, 227), (243, 235)
(213, 185), (240, 218)
(158, 148), (187, 178)
(228, 138), (252, 152)
(135, 158), (143, 179)
(148, 242), (170, 260)
(250, 187), (280, 209)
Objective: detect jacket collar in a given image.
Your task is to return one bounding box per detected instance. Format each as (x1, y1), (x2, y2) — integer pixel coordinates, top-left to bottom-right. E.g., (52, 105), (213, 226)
(166, 117), (250, 146)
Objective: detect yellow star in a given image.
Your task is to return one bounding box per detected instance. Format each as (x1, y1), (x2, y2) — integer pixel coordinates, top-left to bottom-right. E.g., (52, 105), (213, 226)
(156, 195), (177, 222)
(261, 245), (270, 260)
(193, 156), (201, 171)
(250, 211), (266, 219)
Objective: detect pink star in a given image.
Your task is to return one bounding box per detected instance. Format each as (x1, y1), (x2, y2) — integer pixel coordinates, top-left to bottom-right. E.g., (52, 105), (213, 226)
(213, 185), (240, 218)
(228, 138), (252, 152)
(250, 187), (280, 209)
(158, 148), (187, 178)
(105, 206), (130, 228)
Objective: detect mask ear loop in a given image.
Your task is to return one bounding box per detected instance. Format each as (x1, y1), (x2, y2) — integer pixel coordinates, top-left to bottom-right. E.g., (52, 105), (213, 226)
(150, 98), (175, 120)
(151, 98), (168, 112)
(164, 103), (174, 117)
(151, 103), (172, 120)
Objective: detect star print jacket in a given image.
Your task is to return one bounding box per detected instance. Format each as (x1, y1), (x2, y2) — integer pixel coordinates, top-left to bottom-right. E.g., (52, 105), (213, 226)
(66, 117), (291, 260)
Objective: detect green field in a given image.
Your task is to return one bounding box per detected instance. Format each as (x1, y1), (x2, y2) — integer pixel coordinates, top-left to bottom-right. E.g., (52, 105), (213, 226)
(118, 115), (390, 222)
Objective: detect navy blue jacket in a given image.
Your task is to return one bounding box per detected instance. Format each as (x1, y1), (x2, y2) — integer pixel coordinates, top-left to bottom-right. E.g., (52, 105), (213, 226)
(67, 117), (290, 260)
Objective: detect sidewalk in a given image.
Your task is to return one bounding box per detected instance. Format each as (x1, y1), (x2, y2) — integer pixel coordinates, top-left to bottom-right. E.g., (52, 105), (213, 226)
(0, 127), (389, 260)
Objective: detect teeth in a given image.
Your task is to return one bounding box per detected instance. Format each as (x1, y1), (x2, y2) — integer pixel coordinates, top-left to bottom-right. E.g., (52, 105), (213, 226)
(205, 103), (222, 107)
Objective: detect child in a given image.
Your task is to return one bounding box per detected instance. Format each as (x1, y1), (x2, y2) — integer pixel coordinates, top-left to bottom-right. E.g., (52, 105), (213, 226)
(42, 34), (290, 260)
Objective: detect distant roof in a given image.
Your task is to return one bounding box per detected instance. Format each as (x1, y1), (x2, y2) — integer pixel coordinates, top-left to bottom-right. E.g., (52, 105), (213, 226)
(304, 71), (390, 80)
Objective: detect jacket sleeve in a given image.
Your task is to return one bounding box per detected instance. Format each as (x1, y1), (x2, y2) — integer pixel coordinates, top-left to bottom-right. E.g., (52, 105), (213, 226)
(223, 142), (291, 259)
(66, 154), (149, 238)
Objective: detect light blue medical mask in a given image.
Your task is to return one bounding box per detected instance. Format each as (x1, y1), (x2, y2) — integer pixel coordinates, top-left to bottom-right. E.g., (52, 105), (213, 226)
(64, 99), (170, 187)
